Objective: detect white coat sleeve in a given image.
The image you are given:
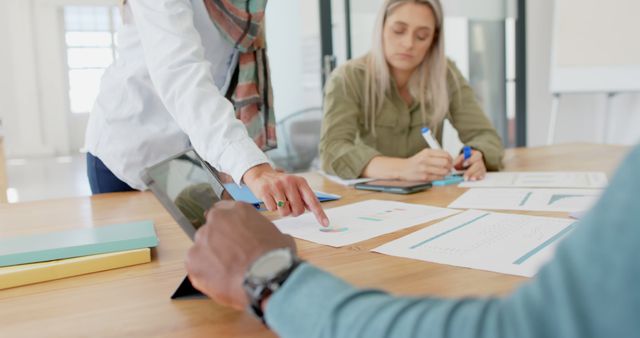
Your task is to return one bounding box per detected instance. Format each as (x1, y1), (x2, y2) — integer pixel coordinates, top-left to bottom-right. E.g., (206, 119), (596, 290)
(128, 0), (269, 183)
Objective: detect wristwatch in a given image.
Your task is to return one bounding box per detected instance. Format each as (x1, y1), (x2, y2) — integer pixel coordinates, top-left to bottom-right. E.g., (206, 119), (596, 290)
(243, 247), (302, 324)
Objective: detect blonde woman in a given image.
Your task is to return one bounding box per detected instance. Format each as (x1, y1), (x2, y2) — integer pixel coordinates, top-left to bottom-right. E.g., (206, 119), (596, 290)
(320, 0), (504, 182)
(85, 0), (328, 225)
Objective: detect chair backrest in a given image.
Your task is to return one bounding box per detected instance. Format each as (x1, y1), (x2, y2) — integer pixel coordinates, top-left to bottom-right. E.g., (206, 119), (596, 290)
(271, 107), (323, 172)
(289, 118), (322, 169)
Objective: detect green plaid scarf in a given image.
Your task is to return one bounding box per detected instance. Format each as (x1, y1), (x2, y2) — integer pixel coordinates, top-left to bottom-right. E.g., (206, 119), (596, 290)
(123, 0), (277, 151)
(205, 0), (276, 151)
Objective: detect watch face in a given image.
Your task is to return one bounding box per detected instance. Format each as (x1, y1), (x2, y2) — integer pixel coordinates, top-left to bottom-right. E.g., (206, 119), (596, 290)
(249, 249), (293, 280)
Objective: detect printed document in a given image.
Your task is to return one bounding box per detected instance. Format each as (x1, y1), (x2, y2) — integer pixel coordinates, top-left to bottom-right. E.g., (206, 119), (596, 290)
(274, 200), (459, 247)
(458, 172), (608, 189)
(448, 188), (601, 212)
(373, 210), (576, 277)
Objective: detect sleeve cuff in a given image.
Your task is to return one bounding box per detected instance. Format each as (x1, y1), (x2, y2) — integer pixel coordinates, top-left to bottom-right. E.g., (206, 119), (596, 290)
(265, 263), (356, 335)
(213, 138), (269, 184)
(328, 146), (381, 179)
(465, 141), (504, 171)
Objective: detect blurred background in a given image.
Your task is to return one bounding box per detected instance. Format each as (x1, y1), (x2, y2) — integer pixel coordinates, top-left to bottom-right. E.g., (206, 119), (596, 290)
(1, 0), (639, 203)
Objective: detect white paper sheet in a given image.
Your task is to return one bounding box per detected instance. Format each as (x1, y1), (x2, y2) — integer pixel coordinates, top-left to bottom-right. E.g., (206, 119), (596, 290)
(458, 172), (608, 189)
(373, 210), (577, 277)
(448, 188), (602, 212)
(318, 171), (375, 186)
(273, 200), (459, 247)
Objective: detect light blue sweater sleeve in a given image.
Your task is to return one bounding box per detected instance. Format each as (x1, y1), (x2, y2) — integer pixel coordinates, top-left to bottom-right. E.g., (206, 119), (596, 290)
(265, 146), (640, 338)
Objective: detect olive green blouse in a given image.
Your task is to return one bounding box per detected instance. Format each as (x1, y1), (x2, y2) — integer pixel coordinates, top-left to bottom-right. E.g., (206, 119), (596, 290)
(319, 56), (504, 179)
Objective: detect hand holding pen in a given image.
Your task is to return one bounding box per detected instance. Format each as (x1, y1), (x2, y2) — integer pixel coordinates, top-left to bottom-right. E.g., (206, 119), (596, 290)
(454, 145), (487, 181)
(405, 127), (452, 181)
(421, 128), (485, 182)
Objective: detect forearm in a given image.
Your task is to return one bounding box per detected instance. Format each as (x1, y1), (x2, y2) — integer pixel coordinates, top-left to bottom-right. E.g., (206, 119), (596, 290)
(266, 264), (508, 338)
(319, 141), (381, 179)
(361, 156), (405, 180)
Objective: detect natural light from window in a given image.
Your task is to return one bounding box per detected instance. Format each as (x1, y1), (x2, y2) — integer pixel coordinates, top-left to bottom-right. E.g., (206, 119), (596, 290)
(64, 6), (120, 114)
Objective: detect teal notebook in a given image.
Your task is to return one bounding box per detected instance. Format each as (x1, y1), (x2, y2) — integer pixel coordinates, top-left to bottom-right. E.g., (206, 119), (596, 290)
(0, 220), (158, 267)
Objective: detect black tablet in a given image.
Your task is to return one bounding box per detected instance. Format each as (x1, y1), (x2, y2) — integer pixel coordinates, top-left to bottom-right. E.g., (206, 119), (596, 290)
(140, 148), (237, 299)
(140, 148), (234, 241)
(354, 180), (432, 194)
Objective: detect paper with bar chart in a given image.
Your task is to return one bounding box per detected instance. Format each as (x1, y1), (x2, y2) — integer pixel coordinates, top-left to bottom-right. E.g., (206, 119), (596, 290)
(373, 210), (577, 277)
(273, 200), (459, 247)
(448, 188), (602, 212)
(458, 172), (608, 189)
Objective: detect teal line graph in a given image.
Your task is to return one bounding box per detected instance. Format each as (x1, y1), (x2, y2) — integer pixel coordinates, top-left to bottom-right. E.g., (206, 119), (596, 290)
(409, 213), (490, 250)
(357, 208), (408, 222)
(548, 194), (585, 205)
(513, 222), (577, 265)
(358, 217), (384, 222)
(519, 192), (533, 206)
(319, 227), (349, 233)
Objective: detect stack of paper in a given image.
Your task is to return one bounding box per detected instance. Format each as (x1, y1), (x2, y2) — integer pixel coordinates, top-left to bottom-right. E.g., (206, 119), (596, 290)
(449, 172), (609, 213)
(448, 188), (602, 212)
(458, 172), (608, 189)
(0, 220), (158, 289)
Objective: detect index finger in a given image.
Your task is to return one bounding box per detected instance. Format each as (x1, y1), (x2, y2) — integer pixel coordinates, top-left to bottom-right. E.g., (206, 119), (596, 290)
(429, 149), (452, 159)
(434, 151), (454, 168)
(464, 161), (486, 181)
(462, 151), (482, 169)
(298, 181), (330, 227)
(468, 150), (484, 164)
(453, 154), (465, 170)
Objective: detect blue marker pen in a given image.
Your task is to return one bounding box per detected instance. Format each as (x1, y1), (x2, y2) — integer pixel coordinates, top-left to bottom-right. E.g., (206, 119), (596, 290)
(462, 145), (472, 169)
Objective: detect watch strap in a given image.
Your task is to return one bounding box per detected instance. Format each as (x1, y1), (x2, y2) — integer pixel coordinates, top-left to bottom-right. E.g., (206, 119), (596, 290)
(246, 256), (303, 325)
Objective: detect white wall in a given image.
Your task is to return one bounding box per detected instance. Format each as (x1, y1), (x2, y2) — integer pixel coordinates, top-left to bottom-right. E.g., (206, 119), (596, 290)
(265, 1), (306, 119)
(0, 1), (10, 137)
(526, 0), (640, 146)
(0, 0), (54, 158)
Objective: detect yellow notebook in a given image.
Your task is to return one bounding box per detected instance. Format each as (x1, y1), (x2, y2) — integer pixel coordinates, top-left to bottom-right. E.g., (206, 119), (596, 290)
(0, 248), (151, 290)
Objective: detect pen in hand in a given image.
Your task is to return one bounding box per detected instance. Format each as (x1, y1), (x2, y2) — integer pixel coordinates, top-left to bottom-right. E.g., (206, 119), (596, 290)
(462, 145), (472, 169)
(421, 127), (442, 150)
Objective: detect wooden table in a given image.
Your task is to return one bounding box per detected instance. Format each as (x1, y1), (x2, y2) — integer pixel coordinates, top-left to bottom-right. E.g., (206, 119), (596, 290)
(0, 144), (630, 337)
(0, 136), (7, 203)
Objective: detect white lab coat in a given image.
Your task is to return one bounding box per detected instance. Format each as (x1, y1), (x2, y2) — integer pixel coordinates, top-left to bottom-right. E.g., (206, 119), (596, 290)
(84, 0), (269, 190)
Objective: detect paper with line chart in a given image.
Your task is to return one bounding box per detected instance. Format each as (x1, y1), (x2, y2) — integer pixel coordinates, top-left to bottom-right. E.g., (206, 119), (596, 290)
(458, 172), (608, 189)
(373, 210), (577, 277)
(273, 200), (459, 247)
(448, 188), (602, 212)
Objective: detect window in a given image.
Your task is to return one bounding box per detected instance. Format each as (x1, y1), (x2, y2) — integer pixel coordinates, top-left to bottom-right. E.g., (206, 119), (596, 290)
(63, 6), (120, 114)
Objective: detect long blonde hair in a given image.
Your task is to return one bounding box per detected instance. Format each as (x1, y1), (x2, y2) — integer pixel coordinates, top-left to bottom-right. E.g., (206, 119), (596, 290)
(364, 0), (449, 135)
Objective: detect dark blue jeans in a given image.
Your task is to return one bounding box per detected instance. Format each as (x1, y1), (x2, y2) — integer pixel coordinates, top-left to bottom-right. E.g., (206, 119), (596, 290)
(86, 153), (135, 194)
